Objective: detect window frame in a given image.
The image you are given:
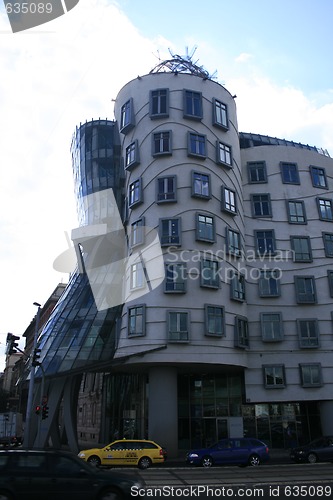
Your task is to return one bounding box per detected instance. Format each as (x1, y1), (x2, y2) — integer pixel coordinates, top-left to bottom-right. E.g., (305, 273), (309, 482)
(128, 178), (143, 208)
(200, 259), (220, 289)
(247, 161), (267, 183)
(212, 98), (228, 130)
(259, 269), (281, 297)
(128, 304), (146, 337)
(156, 175), (177, 203)
(255, 229), (276, 256)
(297, 318), (320, 348)
(191, 171), (211, 199)
(299, 363), (322, 387)
(323, 232), (333, 257)
(295, 275), (317, 304)
(280, 162), (300, 184)
(183, 89), (203, 120)
(149, 88), (169, 119)
(152, 130), (172, 156)
(120, 98), (135, 134)
(230, 273), (246, 302)
(317, 197), (333, 221)
(187, 132), (207, 159)
(287, 200), (307, 224)
(167, 310), (189, 343)
(125, 140), (140, 170)
(196, 213), (215, 243)
(130, 217), (145, 248)
(263, 365), (286, 389)
(164, 262), (187, 293)
(205, 304), (225, 337)
(222, 186), (237, 215)
(226, 227), (242, 257)
(290, 236), (312, 262)
(310, 165), (328, 189)
(216, 141), (232, 168)
(159, 217), (181, 247)
(234, 315), (249, 349)
(260, 312), (284, 342)
(130, 261), (145, 290)
(251, 193), (272, 218)
(327, 270), (333, 297)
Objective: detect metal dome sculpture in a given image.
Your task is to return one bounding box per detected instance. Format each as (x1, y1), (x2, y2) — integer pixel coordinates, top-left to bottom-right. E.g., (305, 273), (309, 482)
(150, 47), (217, 81)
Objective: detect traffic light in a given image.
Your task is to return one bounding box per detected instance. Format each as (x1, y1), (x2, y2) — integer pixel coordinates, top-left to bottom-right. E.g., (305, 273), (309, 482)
(42, 405), (49, 420)
(6, 333), (20, 355)
(35, 405), (41, 416)
(32, 348), (41, 367)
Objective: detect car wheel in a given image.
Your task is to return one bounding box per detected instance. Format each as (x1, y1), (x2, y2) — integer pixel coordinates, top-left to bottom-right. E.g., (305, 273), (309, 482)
(307, 453), (318, 464)
(138, 456), (152, 470)
(201, 456), (213, 468)
(87, 455), (102, 467)
(248, 454), (260, 466)
(98, 487), (123, 500)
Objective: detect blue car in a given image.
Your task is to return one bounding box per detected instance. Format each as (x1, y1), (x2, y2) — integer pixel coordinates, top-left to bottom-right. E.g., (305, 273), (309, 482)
(186, 438), (270, 467)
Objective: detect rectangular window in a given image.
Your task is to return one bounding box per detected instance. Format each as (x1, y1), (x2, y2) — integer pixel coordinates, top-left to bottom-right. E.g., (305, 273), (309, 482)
(152, 131), (172, 156)
(192, 171), (211, 199)
(291, 236), (312, 262)
(317, 198), (333, 220)
(125, 140), (140, 169)
(128, 305), (145, 337)
(128, 178), (142, 207)
(247, 161), (267, 183)
(295, 276), (316, 303)
(222, 187), (237, 214)
(130, 262), (144, 289)
(299, 363), (322, 387)
(184, 90), (202, 119)
(234, 316), (249, 348)
(323, 232), (333, 257)
(205, 305), (225, 336)
(251, 194), (272, 217)
(160, 218), (181, 246)
(120, 98), (135, 134)
(255, 230), (276, 255)
(287, 200), (307, 224)
(157, 176), (177, 203)
(196, 214), (215, 242)
(165, 263), (186, 293)
(217, 141), (232, 167)
(226, 228), (242, 257)
(150, 89), (169, 118)
(188, 132), (206, 158)
(213, 99), (228, 129)
(297, 319), (319, 348)
(131, 218), (145, 247)
(280, 162), (300, 184)
(259, 269), (280, 297)
(328, 270), (333, 297)
(201, 259), (219, 288)
(168, 311), (189, 342)
(310, 166), (327, 188)
(231, 273), (246, 301)
(261, 312), (283, 341)
(263, 365), (285, 388)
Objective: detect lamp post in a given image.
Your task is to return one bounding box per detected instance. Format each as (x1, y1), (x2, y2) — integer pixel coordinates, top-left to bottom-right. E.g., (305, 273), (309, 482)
(23, 302), (41, 448)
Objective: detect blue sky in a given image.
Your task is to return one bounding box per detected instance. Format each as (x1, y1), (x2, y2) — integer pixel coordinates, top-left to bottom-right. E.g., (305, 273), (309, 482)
(0, 0), (332, 368)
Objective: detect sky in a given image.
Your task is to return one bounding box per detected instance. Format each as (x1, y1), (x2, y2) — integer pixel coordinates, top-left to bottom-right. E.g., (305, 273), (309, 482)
(0, 0), (333, 370)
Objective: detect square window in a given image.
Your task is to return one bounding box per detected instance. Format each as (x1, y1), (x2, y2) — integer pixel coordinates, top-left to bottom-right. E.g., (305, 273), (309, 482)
(130, 218), (145, 247)
(128, 178), (143, 208)
(297, 319), (319, 348)
(234, 316), (249, 348)
(157, 176), (177, 203)
(152, 130), (172, 156)
(120, 98), (135, 134)
(226, 228), (242, 257)
(323, 232), (333, 257)
(192, 171), (211, 199)
(205, 305), (225, 336)
(222, 187), (237, 214)
(213, 99), (228, 130)
(165, 263), (186, 293)
(188, 132), (206, 158)
(310, 165), (327, 188)
(125, 140), (140, 170)
(196, 213), (215, 242)
(184, 90), (202, 119)
(263, 365), (285, 388)
(299, 363), (322, 387)
(291, 237), (312, 262)
(247, 161), (267, 183)
(317, 198), (333, 220)
(128, 305), (145, 337)
(259, 269), (280, 297)
(280, 162), (300, 184)
(201, 259), (219, 288)
(295, 276), (316, 303)
(261, 312), (283, 341)
(255, 230), (276, 255)
(287, 200), (307, 224)
(159, 218), (181, 246)
(251, 194), (272, 217)
(231, 273), (246, 301)
(150, 89), (169, 118)
(217, 141), (232, 167)
(168, 311), (189, 342)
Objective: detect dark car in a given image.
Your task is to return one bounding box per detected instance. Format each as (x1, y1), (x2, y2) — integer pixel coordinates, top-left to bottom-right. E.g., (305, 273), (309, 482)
(290, 436), (333, 464)
(186, 437), (270, 467)
(0, 448), (144, 500)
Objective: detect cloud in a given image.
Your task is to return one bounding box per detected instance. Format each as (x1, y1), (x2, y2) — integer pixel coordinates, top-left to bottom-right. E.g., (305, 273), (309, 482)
(235, 52), (253, 63)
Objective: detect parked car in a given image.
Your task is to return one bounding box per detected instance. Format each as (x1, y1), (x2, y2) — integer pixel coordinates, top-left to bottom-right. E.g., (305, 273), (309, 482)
(0, 448), (144, 500)
(290, 436), (333, 463)
(186, 437), (270, 467)
(78, 439), (166, 469)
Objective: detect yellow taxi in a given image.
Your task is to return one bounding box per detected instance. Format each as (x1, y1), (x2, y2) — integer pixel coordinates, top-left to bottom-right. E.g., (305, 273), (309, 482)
(78, 439), (166, 469)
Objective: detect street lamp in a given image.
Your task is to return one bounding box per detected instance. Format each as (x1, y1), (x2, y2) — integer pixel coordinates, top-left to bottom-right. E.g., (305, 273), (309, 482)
(23, 302), (41, 448)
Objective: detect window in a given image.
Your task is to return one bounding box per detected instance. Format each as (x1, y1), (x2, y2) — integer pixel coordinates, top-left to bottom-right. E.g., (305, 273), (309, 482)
(263, 365), (285, 388)
(287, 200), (307, 224)
(159, 218), (181, 246)
(328, 271), (333, 297)
(131, 218), (145, 247)
(205, 305), (225, 336)
(165, 263), (186, 293)
(196, 213), (215, 242)
(222, 187), (237, 214)
(125, 140), (140, 170)
(261, 312), (283, 341)
(317, 198), (333, 220)
(168, 311), (189, 342)
(184, 90), (202, 119)
(280, 162), (300, 184)
(234, 316), (249, 348)
(128, 178), (143, 207)
(255, 230), (276, 255)
(291, 236), (312, 262)
(217, 141), (232, 167)
(251, 194), (272, 217)
(128, 305), (145, 337)
(297, 319), (319, 348)
(299, 363), (322, 387)
(231, 273), (246, 301)
(201, 259), (219, 288)
(213, 98), (228, 129)
(323, 232), (333, 257)
(310, 166), (327, 188)
(247, 161), (267, 183)
(259, 269), (280, 297)
(192, 171), (211, 199)
(152, 131), (172, 156)
(130, 262), (144, 289)
(120, 98), (135, 134)
(295, 276), (316, 304)
(188, 132), (206, 158)
(150, 89), (169, 118)
(226, 228), (242, 257)
(157, 176), (177, 203)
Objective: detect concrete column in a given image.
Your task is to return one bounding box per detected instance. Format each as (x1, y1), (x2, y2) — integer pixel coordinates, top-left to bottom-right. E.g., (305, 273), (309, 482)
(148, 366), (178, 457)
(320, 401), (333, 435)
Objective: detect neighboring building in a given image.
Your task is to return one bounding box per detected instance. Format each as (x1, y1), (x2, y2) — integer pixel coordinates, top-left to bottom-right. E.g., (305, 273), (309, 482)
(29, 55), (333, 456)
